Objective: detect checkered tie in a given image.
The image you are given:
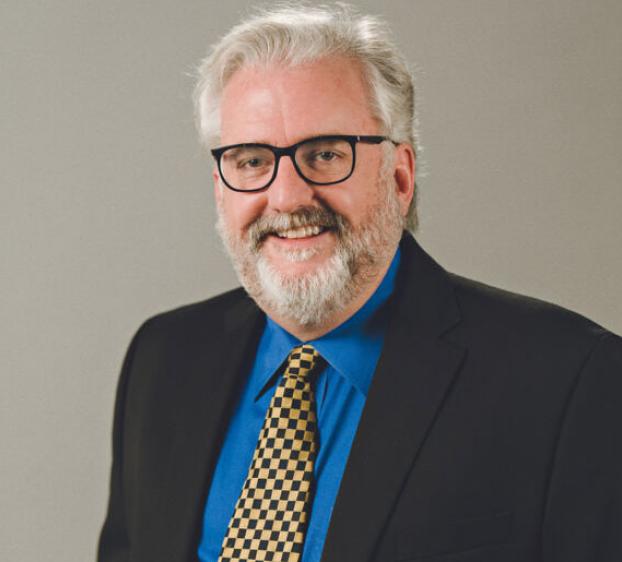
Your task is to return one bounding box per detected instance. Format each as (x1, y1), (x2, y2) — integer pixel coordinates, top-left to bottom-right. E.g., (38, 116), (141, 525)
(218, 344), (322, 562)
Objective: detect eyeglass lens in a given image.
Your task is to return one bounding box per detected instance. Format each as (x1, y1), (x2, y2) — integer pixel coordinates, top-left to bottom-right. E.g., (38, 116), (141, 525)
(219, 137), (354, 191)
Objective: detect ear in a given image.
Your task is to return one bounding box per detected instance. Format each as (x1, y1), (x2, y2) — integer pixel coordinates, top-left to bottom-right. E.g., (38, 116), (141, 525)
(392, 143), (416, 217)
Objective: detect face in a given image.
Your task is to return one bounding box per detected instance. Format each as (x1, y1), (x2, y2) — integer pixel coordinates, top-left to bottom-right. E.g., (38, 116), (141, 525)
(214, 57), (413, 328)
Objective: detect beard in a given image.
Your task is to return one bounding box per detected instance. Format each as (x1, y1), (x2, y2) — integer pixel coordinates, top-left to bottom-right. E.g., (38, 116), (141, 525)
(216, 166), (404, 330)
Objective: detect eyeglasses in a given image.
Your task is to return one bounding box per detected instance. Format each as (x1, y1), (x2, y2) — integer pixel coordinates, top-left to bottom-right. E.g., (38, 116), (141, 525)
(211, 134), (394, 192)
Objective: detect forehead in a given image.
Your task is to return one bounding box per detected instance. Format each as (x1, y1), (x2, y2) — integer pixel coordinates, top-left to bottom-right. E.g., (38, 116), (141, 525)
(219, 57), (379, 145)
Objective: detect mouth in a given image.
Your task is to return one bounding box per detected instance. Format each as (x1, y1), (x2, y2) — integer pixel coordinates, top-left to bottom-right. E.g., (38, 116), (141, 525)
(263, 225), (334, 253)
(271, 225), (329, 239)
(247, 208), (342, 251)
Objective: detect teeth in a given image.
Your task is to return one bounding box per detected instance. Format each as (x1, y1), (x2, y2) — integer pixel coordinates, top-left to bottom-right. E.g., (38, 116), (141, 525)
(276, 225), (324, 239)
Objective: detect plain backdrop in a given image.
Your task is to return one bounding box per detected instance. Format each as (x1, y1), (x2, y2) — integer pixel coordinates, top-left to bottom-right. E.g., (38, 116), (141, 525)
(2, 1), (621, 560)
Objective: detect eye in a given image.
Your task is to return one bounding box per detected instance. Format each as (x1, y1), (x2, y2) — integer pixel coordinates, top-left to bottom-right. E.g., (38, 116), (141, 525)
(307, 149), (345, 165)
(315, 151), (338, 162)
(239, 157), (267, 169)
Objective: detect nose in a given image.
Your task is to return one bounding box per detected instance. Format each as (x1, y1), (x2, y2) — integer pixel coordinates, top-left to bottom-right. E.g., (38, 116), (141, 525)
(266, 155), (315, 213)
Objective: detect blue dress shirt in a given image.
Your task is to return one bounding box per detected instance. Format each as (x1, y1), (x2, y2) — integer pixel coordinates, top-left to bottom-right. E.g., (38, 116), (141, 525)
(198, 248), (400, 562)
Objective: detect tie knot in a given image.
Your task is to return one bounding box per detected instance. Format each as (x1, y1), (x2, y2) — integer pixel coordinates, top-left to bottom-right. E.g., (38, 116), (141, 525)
(285, 344), (320, 381)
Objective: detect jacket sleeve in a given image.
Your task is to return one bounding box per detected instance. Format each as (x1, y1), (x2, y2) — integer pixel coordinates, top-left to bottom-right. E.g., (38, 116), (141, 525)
(542, 332), (622, 561)
(97, 323), (146, 562)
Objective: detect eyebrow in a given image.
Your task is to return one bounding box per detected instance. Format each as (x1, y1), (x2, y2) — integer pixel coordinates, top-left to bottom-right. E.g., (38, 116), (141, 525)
(232, 132), (357, 147)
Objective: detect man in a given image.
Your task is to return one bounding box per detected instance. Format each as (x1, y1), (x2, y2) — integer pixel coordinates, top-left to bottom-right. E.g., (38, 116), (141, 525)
(98, 5), (622, 562)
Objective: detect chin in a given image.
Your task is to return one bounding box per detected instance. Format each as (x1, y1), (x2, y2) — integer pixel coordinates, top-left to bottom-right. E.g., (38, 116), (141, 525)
(253, 247), (355, 328)
(265, 248), (330, 276)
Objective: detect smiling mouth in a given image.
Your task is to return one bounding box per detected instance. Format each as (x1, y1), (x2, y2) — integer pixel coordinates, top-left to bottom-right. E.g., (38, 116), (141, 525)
(248, 208), (342, 250)
(271, 225), (329, 239)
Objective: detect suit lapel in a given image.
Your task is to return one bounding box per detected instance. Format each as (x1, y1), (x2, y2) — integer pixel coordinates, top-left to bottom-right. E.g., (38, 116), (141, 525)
(321, 236), (466, 562)
(160, 294), (265, 561)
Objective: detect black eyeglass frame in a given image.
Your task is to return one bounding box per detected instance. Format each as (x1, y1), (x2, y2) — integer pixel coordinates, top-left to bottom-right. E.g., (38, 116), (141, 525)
(210, 134), (395, 193)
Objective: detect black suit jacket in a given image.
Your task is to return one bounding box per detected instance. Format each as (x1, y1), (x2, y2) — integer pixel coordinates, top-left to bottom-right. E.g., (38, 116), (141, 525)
(99, 234), (622, 562)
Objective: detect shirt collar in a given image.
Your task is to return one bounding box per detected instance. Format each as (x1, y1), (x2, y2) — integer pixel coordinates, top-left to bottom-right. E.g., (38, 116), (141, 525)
(253, 247), (401, 400)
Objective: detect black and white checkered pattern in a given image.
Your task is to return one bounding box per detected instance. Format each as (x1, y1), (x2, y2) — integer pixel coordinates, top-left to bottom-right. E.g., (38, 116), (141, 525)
(218, 345), (321, 562)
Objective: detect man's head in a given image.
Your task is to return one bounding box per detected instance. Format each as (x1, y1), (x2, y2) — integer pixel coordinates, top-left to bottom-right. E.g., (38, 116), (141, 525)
(194, 4), (417, 333)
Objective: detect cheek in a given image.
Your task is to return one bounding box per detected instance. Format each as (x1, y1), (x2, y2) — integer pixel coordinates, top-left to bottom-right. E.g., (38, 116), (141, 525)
(221, 192), (267, 231)
(337, 157), (384, 219)
(315, 180), (377, 225)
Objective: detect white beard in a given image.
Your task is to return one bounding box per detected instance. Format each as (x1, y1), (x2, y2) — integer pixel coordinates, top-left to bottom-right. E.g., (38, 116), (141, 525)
(254, 237), (357, 327)
(216, 167), (404, 329)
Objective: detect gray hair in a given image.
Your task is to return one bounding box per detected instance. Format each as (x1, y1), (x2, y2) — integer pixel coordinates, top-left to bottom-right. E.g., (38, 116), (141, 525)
(193, 2), (420, 231)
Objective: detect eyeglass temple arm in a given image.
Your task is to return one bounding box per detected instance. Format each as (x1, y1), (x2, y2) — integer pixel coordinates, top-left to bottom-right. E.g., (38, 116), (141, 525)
(355, 135), (399, 146)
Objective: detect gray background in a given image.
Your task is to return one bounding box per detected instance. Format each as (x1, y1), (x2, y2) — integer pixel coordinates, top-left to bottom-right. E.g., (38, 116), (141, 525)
(2, 1), (621, 560)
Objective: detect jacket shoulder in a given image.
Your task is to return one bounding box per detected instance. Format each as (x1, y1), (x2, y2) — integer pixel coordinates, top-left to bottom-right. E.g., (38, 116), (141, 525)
(132, 287), (254, 344)
(447, 272), (614, 350)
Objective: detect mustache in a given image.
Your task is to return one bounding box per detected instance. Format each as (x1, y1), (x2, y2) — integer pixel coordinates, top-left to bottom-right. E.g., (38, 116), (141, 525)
(247, 207), (346, 250)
